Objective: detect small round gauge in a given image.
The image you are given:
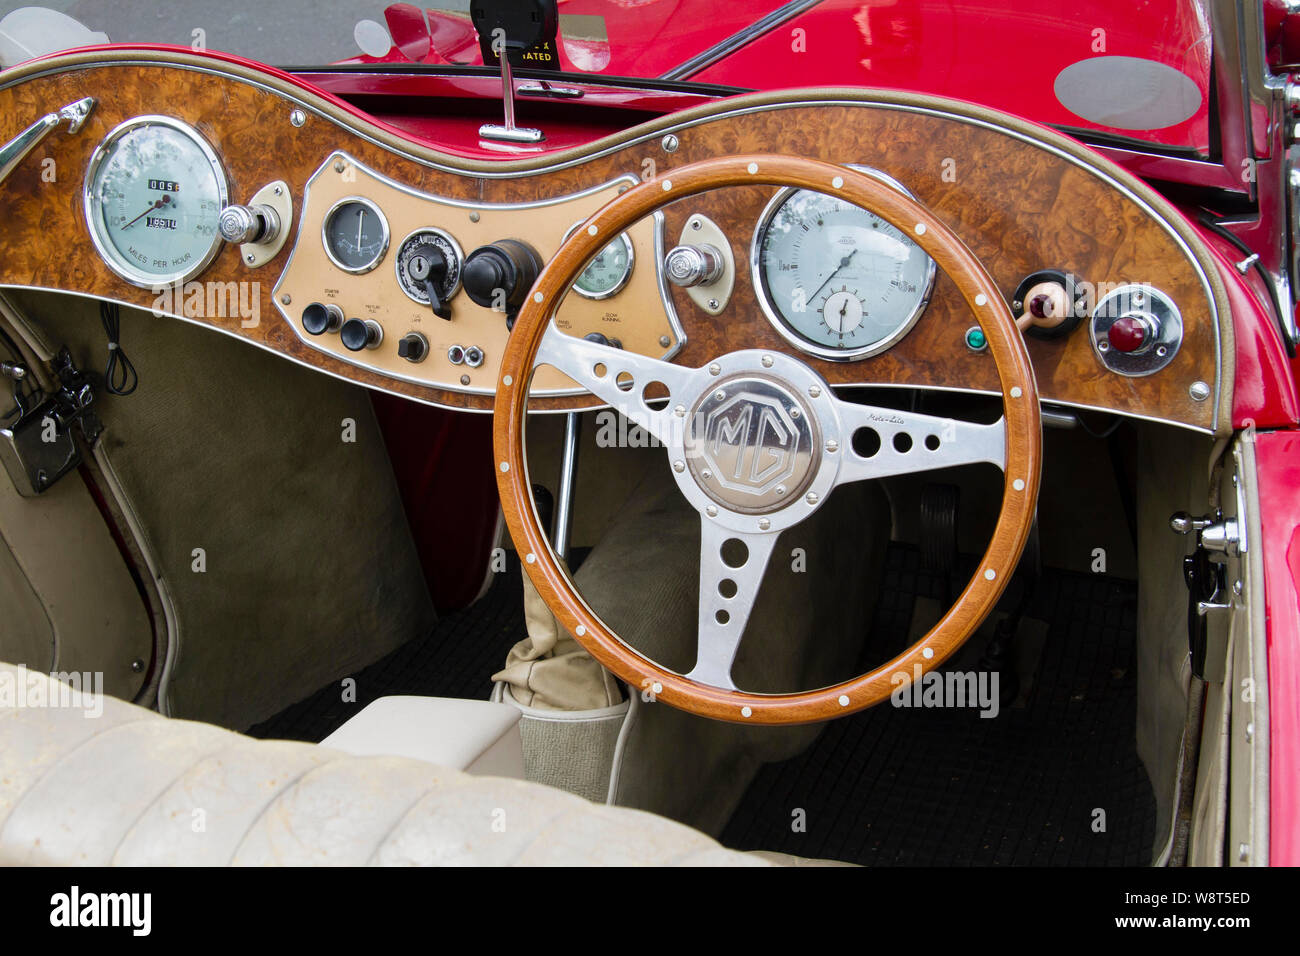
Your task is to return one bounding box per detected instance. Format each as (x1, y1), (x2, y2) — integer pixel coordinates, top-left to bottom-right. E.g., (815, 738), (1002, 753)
(752, 167), (936, 361)
(564, 225), (634, 299)
(83, 116), (228, 288)
(394, 228), (463, 306)
(323, 197), (389, 274)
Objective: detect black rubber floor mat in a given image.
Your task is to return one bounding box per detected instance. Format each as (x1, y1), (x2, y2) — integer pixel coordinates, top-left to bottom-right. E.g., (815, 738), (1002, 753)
(720, 546), (1157, 866)
(247, 557), (529, 742)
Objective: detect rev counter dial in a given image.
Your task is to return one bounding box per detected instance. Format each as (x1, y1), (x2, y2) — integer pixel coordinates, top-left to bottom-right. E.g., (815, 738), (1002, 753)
(752, 167), (936, 361)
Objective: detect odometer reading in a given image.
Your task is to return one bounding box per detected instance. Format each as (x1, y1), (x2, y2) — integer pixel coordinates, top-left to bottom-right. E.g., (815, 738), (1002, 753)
(752, 168), (935, 361)
(84, 117), (228, 288)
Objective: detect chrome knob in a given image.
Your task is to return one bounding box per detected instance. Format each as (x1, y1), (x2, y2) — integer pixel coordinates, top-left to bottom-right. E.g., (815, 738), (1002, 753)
(664, 244), (724, 287)
(219, 203), (280, 244)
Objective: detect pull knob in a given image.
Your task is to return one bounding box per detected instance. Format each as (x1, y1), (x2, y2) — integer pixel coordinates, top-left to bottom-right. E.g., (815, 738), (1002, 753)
(664, 244), (724, 287)
(301, 302), (343, 336)
(341, 318), (382, 352)
(462, 239), (543, 316)
(398, 332), (428, 363)
(219, 203), (280, 244)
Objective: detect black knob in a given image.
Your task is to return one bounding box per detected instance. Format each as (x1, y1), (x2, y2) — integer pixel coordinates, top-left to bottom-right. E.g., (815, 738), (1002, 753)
(398, 333), (428, 363)
(462, 239), (543, 313)
(341, 318), (380, 352)
(583, 332), (622, 349)
(302, 302), (342, 335)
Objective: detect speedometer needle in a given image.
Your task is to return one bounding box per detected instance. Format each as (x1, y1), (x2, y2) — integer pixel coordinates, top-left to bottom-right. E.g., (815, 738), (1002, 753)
(121, 194), (171, 230)
(807, 249), (856, 305)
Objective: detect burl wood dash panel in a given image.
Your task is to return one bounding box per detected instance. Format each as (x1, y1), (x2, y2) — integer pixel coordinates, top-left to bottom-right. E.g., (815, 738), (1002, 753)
(0, 60), (1220, 427)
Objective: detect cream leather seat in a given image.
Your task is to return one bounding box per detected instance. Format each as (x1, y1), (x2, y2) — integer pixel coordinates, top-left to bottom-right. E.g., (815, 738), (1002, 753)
(0, 663), (766, 866)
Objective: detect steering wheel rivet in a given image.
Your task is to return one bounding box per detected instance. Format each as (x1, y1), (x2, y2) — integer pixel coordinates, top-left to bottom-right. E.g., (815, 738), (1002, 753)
(759, 518), (771, 530)
(741, 706), (753, 718)
(526, 552), (536, 564)
(533, 292), (544, 303)
(500, 461), (509, 472)
(587, 224), (598, 236)
(975, 293), (988, 307)
(709, 363), (721, 376)
(838, 695), (850, 706)
(806, 492), (819, 505)
(915, 223), (927, 235)
(984, 568), (997, 581)
(576, 624), (586, 636)
(1013, 478), (1025, 491)
(747, 162), (759, 174)
(831, 175), (843, 189)
(662, 180), (672, 191)
(809, 385), (821, 398)
(503, 375), (513, 386)
(673, 460), (685, 473)
(922, 647), (934, 659)
(1010, 386), (1022, 398)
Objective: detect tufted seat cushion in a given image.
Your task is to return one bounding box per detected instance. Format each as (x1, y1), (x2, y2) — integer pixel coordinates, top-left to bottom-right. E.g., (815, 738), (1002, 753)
(0, 663), (768, 866)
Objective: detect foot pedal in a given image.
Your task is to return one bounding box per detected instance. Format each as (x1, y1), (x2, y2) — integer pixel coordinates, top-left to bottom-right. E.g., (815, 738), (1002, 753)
(919, 482), (959, 600)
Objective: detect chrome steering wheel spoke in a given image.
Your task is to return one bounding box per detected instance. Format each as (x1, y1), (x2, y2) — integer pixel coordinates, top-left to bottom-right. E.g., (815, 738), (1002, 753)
(831, 397), (1006, 486)
(685, 519), (779, 691)
(536, 326), (703, 447)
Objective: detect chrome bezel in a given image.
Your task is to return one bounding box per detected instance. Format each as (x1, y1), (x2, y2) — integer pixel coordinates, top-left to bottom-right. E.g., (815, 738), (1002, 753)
(562, 222), (635, 300)
(321, 196), (390, 274)
(750, 165), (937, 362)
(82, 115), (228, 289)
(394, 226), (464, 305)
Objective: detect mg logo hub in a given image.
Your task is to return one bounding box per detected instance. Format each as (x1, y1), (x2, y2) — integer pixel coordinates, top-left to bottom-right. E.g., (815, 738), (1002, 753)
(685, 375), (819, 514)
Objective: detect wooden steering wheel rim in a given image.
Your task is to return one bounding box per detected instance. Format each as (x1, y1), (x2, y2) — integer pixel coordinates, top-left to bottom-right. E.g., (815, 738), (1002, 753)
(494, 154), (1042, 725)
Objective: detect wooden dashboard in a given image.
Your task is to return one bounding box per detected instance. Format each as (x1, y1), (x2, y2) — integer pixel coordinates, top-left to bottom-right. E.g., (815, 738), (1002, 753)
(0, 50), (1231, 432)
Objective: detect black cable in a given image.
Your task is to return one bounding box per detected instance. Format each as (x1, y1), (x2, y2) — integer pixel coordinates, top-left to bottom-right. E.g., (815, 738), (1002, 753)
(99, 301), (138, 396)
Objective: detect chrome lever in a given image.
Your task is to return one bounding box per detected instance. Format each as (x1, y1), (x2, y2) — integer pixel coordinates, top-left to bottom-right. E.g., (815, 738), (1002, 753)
(0, 97), (96, 187)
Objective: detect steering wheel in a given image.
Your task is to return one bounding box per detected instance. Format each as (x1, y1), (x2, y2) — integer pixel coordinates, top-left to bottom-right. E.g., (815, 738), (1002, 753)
(494, 155), (1041, 725)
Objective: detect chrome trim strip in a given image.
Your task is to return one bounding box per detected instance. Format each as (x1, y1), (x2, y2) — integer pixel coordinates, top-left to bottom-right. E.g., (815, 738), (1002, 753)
(660, 0), (824, 81)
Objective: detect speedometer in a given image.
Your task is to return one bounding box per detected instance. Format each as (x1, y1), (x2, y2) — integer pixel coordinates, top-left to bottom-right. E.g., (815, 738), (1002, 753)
(752, 167), (935, 361)
(84, 116), (227, 288)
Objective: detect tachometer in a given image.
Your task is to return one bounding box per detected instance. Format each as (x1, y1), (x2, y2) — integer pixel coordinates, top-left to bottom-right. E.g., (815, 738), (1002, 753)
(83, 116), (228, 288)
(752, 167), (935, 361)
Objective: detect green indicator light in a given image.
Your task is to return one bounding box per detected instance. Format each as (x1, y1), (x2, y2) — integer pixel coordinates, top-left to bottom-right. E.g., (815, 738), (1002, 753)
(965, 327), (987, 351)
